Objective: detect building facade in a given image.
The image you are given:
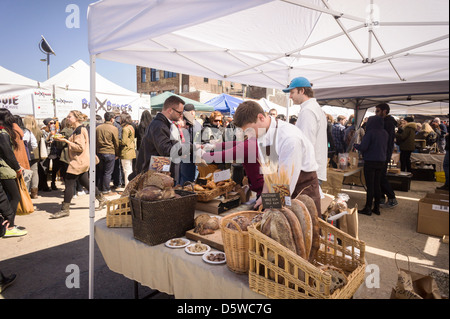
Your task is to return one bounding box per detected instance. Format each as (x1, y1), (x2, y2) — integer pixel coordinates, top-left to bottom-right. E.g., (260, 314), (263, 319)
(136, 66), (272, 101)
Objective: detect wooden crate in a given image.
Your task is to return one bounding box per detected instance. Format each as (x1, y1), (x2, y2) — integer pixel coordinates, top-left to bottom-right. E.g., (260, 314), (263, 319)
(106, 197), (132, 228)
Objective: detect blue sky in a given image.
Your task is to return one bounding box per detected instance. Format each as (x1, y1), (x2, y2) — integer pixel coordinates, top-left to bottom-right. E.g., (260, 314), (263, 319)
(0, 0), (136, 92)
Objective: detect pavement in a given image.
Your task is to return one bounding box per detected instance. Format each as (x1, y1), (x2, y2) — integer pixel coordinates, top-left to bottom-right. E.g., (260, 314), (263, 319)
(0, 179), (448, 299)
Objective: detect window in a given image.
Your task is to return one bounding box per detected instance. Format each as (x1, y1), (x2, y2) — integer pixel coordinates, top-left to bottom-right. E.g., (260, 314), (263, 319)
(204, 78), (209, 83)
(151, 69), (160, 82)
(164, 71), (177, 78)
(150, 91), (158, 97)
(141, 68), (146, 83)
(218, 80), (223, 86)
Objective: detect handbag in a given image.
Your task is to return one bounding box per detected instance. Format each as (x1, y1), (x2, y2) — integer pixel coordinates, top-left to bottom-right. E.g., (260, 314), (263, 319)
(16, 174), (35, 215)
(40, 137), (48, 160)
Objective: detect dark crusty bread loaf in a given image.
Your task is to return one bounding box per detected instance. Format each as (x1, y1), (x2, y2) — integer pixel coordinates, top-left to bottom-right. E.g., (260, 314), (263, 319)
(289, 199), (313, 259)
(295, 194), (320, 262)
(280, 207), (307, 259)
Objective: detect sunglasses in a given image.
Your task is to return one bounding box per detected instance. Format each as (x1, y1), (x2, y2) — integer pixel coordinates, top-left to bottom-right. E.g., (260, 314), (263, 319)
(213, 119), (222, 123)
(171, 108), (183, 115)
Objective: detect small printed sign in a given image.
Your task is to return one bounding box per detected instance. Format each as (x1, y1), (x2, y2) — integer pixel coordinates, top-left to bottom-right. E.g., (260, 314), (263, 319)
(213, 169), (231, 183)
(150, 156), (171, 172)
(261, 193), (283, 209)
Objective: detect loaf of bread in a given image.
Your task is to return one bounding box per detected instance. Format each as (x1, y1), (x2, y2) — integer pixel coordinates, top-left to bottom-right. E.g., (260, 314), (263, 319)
(143, 172), (174, 190)
(280, 207), (307, 259)
(287, 200), (312, 259)
(296, 194), (320, 262)
(260, 209), (296, 254)
(319, 265), (348, 294)
(227, 215), (252, 231)
(137, 186), (163, 201)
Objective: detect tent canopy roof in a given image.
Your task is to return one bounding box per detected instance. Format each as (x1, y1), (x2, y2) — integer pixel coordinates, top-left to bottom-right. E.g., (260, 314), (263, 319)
(204, 93), (243, 115)
(88, 0), (449, 105)
(42, 59), (141, 97)
(0, 65), (40, 93)
(151, 91), (214, 112)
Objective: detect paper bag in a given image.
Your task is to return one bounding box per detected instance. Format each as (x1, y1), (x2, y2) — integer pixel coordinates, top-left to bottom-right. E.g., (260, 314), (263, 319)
(390, 252), (441, 299)
(16, 174), (34, 215)
(339, 205), (359, 239)
(39, 137), (48, 160)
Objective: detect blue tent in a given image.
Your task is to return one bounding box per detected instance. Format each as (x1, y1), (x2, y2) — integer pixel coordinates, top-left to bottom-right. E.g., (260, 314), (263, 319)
(204, 93), (244, 115)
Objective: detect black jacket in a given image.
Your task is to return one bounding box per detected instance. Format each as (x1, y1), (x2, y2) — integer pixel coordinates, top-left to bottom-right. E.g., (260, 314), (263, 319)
(135, 113), (192, 175)
(383, 115), (397, 162)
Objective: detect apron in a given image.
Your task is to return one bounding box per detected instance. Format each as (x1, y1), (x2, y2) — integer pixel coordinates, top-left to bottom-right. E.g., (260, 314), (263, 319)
(259, 120), (321, 217)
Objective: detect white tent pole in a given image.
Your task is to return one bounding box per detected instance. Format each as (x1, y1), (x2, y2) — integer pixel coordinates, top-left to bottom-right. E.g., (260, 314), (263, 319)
(88, 54), (97, 300)
(286, 68), (291, 120)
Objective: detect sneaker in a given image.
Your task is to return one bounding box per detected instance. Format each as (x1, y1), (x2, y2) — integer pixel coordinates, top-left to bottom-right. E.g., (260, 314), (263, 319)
(0, 273), (17, 293)
(77, 191), (85, 196)
(381, 198), (398, 209)
(3, 226), (28, 238)
(436, 185), (449, 191)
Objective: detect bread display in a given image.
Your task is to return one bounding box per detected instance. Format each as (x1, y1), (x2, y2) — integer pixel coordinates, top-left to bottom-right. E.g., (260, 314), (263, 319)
(122, 170), (176, 200)
(289, 199), (313, 260)
(194, 214), (220, 235)
(295, 194), (320, 262)
(226, 215), (252, 231)
(280, 207), (307, 259)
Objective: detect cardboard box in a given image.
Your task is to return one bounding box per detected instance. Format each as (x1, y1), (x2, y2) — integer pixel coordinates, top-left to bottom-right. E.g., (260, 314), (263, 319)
(435, 188), (449, 195)
(417, 194), (449, 237)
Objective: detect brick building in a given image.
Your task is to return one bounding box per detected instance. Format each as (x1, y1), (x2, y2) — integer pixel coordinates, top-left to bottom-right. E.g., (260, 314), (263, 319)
(136, 66), (279, 102)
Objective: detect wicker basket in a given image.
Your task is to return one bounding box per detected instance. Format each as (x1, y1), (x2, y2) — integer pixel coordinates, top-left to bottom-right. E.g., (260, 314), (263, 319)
(106, 197), (132, 228)
(248, 218), (366, 299)
(130, 189), (197, 246)
(220, 211), (263, 274)
(195, 181), (236, 202)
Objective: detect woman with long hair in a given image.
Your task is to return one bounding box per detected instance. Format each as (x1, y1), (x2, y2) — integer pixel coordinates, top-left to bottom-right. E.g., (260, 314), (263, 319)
(51, 110), (107, 219)
(23, 115), (42, 198)
(119, 112), (136, 187)
(0, 109), (27, 237)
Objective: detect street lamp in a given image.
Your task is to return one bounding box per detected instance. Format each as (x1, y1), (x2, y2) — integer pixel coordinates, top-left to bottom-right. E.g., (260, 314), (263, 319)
(39, 35), (56, 80)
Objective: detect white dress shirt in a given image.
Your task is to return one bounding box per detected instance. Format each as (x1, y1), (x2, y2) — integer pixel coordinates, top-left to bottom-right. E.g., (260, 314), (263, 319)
(295, 98), (328, 181)
(258, 117), (318, 196)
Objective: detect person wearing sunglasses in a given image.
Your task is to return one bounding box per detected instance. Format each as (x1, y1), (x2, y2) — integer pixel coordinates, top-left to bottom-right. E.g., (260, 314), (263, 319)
(135, 95), (194, 184)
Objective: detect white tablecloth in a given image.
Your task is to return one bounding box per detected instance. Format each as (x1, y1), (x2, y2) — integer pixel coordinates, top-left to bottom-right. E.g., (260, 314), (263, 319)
(94, 218), (265, 299)
(410, 153), (445, 172)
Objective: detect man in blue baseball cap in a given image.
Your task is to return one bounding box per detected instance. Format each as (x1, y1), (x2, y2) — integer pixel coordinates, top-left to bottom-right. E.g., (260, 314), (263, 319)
(284, 77), (328, 184)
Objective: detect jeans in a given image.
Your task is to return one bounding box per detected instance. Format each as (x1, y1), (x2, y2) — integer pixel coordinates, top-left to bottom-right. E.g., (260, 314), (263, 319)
(363, 161), (385, 209)
(96, 153), (116, 192)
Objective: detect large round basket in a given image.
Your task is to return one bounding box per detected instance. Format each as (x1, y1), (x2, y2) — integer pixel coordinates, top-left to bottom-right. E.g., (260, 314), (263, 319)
(220, 211), (263, 274)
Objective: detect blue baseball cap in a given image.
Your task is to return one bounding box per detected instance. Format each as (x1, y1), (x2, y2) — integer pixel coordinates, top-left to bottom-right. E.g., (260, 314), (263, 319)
(282, 77), (312, 93)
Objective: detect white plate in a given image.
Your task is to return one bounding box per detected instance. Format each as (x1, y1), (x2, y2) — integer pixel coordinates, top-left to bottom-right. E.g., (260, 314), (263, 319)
(184, 243), (211, 255)
(202, 251), (226, 265)
(165, 238), (190, 249)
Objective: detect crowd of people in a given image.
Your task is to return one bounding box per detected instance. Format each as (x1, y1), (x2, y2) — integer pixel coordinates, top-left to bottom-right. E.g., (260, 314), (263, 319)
(1, 77), (448, 292)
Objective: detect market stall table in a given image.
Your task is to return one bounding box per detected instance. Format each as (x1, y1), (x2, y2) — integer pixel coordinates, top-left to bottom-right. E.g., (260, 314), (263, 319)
(94, 217), (265, 299)
(410, 153), (445, 172)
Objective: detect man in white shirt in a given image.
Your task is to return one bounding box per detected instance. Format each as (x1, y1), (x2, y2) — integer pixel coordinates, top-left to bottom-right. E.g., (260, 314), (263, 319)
(283, 77), (328, 183)
(233, 100), (322, 216)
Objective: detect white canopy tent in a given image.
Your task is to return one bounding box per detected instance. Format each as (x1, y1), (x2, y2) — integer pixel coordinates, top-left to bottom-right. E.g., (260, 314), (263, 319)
(0, 65), (51, 117)
(42, 60), (150, 121)
(86, 0), (449, 298)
